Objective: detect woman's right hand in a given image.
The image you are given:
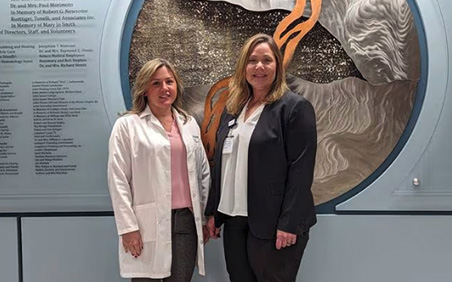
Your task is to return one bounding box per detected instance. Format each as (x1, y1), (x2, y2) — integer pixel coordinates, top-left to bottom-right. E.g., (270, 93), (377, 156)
(121, 230), (143, 258)
(206, 216), (221, 239)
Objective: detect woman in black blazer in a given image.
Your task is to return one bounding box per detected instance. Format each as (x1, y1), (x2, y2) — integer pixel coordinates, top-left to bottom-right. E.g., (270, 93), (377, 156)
(205, 33), (317, 282)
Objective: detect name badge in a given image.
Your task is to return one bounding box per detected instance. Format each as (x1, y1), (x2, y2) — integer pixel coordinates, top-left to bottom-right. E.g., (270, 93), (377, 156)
(222, 136), (234, 154)
(228, 119), (236, 128)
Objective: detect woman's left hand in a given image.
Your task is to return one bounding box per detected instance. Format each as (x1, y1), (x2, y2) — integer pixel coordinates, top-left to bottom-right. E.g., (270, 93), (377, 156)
(206, 216), (221, 239)
(202, 225), (210, 244)
(275, 229), (297, 250)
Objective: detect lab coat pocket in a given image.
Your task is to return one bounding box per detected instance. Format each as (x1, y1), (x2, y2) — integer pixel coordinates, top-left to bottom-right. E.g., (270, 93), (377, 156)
(133, 202), (157, 242)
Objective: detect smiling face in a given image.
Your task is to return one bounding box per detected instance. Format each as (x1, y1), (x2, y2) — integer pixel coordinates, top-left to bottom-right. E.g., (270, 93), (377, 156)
(245, 42), (277, 96)
(145, 66), (177, 113)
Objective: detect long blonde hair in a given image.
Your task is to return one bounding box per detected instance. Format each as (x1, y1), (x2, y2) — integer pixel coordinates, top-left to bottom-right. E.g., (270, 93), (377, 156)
(128, 58), (188, 122)
(227, 34), (288, 116)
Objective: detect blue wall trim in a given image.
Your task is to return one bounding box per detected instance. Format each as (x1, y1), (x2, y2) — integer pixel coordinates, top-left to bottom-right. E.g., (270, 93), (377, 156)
(118, 0), (430, 215)
(120, 0), (145, 110)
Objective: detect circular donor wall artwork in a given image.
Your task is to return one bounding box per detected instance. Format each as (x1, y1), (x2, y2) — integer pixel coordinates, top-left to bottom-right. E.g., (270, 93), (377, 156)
(128, 0), (421, 205)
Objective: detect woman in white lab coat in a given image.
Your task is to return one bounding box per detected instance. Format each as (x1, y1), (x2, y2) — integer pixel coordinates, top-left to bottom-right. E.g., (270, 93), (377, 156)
(108, 58), (210, 281)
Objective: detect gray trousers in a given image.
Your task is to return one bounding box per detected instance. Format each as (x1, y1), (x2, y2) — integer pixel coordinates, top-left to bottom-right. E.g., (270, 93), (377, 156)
(132, 208), (197, 282)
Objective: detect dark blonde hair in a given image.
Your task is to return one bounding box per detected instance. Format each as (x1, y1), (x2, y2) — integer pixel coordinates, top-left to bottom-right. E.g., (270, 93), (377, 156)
(129, 58), (188, 122)
(227, 34), (288, 115)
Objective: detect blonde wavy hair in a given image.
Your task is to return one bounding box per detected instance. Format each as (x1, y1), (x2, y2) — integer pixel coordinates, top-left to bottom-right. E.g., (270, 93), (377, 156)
(128, 58), (188, 122)
(227, 34), (288, 116)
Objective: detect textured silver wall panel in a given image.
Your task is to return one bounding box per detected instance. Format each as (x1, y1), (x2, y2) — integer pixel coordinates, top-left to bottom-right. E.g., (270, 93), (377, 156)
(129, 0), (419, 204)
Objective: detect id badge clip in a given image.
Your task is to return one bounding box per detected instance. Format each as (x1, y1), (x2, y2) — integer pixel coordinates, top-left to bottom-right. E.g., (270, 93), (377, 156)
(223, 119), (237, 154)
(228, 119), (237, 128)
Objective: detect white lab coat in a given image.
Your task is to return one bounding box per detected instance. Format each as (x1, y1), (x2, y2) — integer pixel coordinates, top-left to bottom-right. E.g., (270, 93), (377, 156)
(107, 106), (210, 279)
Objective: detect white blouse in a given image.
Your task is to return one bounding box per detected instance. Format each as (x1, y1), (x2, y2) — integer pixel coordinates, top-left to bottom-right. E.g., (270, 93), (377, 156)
(218, 101), (265, 216)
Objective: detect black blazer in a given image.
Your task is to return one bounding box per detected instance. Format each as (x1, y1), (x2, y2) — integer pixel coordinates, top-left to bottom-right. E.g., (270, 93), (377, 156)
(205, 92), (317, 240)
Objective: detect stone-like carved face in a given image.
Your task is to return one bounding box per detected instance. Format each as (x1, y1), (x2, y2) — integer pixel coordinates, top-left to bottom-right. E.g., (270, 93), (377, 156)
(128, 0), (420, 205)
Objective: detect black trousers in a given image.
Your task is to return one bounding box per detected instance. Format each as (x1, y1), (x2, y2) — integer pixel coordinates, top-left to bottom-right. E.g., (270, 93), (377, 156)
(223, 216), (309, 282)
(132, 208), (197, 282)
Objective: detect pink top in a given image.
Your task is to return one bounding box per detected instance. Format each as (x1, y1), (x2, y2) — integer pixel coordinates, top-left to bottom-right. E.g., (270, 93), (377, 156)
(167, 120), (193, 209)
